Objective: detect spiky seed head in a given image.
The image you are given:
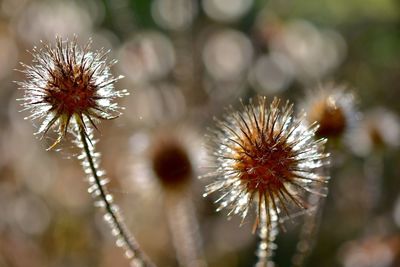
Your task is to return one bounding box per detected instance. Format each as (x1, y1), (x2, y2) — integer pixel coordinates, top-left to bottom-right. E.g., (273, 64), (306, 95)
(204, 96), (329, 229)
(18, 37), (128, 149)
(302, 83), (356, 140)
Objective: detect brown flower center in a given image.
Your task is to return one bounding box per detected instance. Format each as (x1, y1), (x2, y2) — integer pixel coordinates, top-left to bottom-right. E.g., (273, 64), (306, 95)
(46, 65), (96, 115)
(309, 99), (346, 138)
(235, 138), (296, 193)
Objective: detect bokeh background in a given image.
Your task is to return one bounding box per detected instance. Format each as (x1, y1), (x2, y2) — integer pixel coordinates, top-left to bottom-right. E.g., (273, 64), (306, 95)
(0, 0), (400, 266)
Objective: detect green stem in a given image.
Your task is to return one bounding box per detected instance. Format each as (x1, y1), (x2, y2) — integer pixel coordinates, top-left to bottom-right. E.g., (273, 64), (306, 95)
(79, 128), (155, 267)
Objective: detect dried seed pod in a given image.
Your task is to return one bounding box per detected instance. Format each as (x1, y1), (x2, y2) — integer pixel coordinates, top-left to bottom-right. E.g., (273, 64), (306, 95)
(349, 107), (400, 157)
(204, 96), (329, 228)
(130, 125), (203, 193)
(301, 83), (357, 140)
(18, 37), (127, 149)
(129, 125), (205, 267)
(151, 135), (194, 190)
(18, 37), (154, 267)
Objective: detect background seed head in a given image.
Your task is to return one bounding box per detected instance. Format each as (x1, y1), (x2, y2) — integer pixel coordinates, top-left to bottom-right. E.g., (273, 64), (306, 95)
(151, 135), (194, 190)
(301, 83), (357, 141)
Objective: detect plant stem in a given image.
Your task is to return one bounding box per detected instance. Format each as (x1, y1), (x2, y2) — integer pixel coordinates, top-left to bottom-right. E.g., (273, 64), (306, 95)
(255, 203), (278, 267)
(165, 193), (206, 267)
(291, 195), (324, 267)
(364, 152), (383, 217)
(79, 127), (155, 267)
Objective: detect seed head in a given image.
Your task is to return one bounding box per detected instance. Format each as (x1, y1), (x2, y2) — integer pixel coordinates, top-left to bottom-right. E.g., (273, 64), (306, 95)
(349, 108), (400, 156)
(301, 83), (356, 140)
(204, 97), (329, 229)
(129, 125), (203, 196)
(151, 135), (193, 190)
(18, 37), (128, 149)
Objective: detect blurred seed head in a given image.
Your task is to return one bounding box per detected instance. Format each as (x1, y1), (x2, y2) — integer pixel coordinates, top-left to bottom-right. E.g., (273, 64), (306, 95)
(130, 125), (204, 195)
(18, 37), (127, 149)
(203, 97), (329, 228)
(349, 108), (400, 156)
(151, 135), (193, 190)
(301, 83), (357, 141)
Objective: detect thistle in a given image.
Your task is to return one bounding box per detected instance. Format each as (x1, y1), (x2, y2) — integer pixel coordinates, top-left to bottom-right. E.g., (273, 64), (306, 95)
(204, 96), (329, 266)
(18, 37), (154, 267)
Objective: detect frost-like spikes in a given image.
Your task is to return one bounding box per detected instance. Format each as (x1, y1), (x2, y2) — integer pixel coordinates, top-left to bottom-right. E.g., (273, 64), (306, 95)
(203, 96), (330, 265)
(17, 36), (128, 150)
(204, 96), (329, 228)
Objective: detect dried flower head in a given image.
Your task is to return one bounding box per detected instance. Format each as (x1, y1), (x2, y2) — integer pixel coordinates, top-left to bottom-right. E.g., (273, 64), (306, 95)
(151, 135), (194, 190)
(18, 37), (128, 149)
(130, 125), (204, 195)
(16, 37), (155, 266)
(349, 108), (400, 156)
(204, 97), (329, 229)
(301, 83), (356, 140)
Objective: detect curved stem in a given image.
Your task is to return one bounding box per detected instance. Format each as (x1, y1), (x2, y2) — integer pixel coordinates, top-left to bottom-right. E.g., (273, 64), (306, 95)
(79, 128), (155, 267)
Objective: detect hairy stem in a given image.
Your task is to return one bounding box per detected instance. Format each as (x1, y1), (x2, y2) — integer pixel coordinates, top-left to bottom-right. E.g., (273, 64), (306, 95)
(255, 202), (278, 267)
(79, 127), (155, 267)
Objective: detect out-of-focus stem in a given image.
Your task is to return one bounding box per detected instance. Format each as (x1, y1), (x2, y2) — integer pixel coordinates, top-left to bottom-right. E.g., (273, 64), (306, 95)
(291, 195), (324, 267)
(79, 127), (155, 267)
(364, 152), (383, 216)
(165, 193), (206, 267)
